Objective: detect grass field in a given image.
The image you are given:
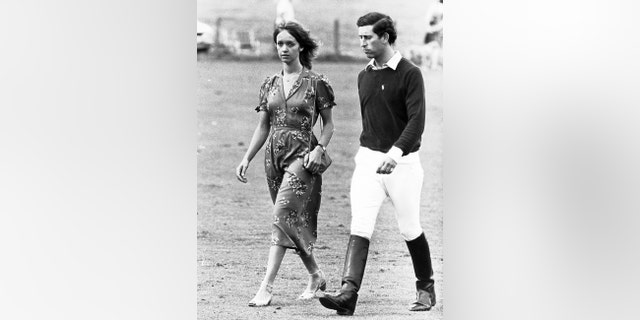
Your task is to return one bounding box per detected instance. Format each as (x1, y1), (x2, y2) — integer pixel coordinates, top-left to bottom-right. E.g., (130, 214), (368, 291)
(197, 59), (442, 319)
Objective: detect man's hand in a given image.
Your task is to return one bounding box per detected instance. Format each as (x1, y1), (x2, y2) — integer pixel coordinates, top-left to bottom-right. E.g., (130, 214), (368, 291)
(376, 156), (397, 174)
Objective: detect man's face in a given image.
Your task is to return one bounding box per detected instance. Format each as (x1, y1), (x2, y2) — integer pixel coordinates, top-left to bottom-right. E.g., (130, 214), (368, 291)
(358, 25), (386, 59)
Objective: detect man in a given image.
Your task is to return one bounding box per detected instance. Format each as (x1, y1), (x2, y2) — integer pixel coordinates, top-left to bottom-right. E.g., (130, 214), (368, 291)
(423, 0), (444, 69)
(318, 12), (436, 315)
(424, 0), (444, 46)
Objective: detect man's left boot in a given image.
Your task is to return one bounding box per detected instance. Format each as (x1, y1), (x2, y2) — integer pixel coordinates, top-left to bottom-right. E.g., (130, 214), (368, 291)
(406, 232), (436, 311)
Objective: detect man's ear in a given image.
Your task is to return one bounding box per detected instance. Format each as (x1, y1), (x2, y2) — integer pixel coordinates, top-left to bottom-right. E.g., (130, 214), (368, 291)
(382, 32), (390, 44)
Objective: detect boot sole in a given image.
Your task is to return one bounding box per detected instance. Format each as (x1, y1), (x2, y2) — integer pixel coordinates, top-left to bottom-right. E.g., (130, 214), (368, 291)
(409, 299), (436, 311)
(319, 297), (354, 316)
(409, 305), (432, 311)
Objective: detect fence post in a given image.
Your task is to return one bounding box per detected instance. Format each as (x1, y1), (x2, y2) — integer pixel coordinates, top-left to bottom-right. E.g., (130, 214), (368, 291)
(333, 19), (340, 57)
(214, 17), (222, 46)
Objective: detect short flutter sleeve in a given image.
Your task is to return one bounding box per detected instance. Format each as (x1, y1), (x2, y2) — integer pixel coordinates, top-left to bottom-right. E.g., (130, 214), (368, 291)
(255, 76), (273, 112)
(315, 75), (336, 112)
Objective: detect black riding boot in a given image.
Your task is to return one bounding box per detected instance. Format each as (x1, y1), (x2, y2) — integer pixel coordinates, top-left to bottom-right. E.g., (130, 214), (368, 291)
(406, 232), (436, 311)
(319, 235), (369, 316)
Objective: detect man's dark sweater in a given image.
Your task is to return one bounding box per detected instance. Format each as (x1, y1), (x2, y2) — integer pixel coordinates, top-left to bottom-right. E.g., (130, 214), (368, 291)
(357, 57), (426, 156)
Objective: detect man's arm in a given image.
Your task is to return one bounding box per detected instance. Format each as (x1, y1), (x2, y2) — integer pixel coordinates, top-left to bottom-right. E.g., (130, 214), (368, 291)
(392, 66), (426, 156)
(379, 66), (426, 173)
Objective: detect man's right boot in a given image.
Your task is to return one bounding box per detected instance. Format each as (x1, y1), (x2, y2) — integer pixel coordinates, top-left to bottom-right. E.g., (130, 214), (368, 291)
(319, 235), (369, 316)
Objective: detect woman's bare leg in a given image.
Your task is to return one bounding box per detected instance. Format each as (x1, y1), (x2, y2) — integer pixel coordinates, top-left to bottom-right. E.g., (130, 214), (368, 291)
(297, 251), (326, 299)
(249, 245), (286, 306)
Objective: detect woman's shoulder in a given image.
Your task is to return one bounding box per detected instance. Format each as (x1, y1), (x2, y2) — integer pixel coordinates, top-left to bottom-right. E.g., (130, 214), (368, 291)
(259, 73), (280, 87)
(306, 70), (332, 86)
(267, 72), (281, 81)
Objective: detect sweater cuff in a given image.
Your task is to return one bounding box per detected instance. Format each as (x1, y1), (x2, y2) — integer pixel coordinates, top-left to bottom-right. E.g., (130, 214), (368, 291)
(386, 146), (403, 163)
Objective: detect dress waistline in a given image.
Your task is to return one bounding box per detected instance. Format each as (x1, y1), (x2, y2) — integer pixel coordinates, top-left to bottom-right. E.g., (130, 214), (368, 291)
(271, 125), (309, 132)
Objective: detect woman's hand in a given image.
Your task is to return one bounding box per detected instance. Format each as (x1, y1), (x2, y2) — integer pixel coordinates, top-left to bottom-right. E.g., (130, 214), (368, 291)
(303, 147), (324, 174)
(236, 159), (250, 183)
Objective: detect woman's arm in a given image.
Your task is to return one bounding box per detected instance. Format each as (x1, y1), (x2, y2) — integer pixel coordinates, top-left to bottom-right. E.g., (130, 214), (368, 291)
(304, 107), (335, 173)
(236, 111), (270, 183)
(316, 107), (335, 148)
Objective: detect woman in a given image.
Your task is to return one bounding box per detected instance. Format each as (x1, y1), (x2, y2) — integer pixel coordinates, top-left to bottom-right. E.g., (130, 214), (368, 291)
(235, 22), (336, 307)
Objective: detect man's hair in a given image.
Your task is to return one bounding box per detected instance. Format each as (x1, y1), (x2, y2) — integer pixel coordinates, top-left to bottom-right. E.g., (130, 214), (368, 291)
(273, 22), (319, 70)
(356, 12), (397, 44)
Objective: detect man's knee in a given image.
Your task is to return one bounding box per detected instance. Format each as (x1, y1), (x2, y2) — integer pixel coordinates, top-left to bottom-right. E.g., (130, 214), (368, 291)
(400, 227), (424, 242)
(349, 210), (378, 240)
(350, 229), (373, 240)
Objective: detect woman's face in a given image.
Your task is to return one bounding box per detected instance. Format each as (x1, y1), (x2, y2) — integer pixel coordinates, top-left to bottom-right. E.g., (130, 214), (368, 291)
(276, 30), (302, 64)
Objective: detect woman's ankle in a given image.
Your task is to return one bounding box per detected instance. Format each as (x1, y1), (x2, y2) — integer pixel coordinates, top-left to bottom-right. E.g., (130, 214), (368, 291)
(259, 282), (274, 293)
(309, 269), (323, 279)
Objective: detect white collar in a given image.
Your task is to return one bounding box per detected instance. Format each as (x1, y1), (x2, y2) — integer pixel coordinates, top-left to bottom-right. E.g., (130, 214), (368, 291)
(366, 51), (402, 71)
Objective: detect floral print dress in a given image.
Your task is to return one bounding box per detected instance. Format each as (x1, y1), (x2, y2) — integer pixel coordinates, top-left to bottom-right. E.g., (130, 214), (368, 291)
(255, 68), (336, 256)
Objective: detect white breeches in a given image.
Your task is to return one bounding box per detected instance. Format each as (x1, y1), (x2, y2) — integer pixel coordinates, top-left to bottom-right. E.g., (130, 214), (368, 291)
(349, 147), (425, 241)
